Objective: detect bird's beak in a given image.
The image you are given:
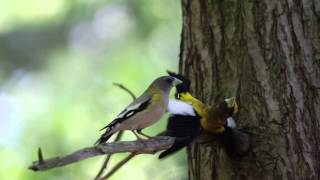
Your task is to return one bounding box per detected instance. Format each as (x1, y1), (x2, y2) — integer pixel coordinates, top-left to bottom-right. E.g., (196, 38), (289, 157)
(233, 100), (238, 114)
(225, 97), (234, 108)
(172, 77), (183, 86)
(225, 97), (238, 114)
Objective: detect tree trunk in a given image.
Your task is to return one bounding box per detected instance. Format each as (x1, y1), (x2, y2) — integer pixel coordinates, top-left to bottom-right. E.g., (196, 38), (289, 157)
(179, 0), (320, 179)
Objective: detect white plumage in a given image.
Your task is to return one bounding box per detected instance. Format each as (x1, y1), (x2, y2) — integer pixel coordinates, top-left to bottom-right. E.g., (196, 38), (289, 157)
(167, 99), (196, 116)
(227, 117), (236, 128)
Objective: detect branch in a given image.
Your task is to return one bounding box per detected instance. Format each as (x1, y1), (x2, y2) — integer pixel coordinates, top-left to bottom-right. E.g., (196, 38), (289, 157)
(112, 83), (136, 100)
(97, 131), (167, 179)
(94, 131), (124, 180)
(29, 136), (174, 171)
(98, 153), (136, 180)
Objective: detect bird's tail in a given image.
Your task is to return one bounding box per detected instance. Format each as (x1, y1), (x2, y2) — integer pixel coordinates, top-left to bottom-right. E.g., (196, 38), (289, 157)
(159, 137), (194, 159)
(95, 124), (116, 145)
(95, 132), (113, 145)
(158, 114), (202, 159)
(219, 127), (251, 157)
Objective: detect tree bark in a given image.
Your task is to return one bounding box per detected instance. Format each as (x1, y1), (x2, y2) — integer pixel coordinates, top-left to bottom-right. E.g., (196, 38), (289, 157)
(179, 0), (320, 179)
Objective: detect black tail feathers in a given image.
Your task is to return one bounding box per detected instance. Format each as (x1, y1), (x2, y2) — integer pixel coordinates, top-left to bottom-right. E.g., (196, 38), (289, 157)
(95, 131), (113, 145)
(219, 127), (251, 157)
(158, 114), (202, 159)
(95, 119), (120, 145)
(158, 137), (194, 159)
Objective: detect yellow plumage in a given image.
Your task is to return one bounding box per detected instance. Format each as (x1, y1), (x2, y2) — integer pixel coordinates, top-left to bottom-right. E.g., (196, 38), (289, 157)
(178, 92), (238, 134)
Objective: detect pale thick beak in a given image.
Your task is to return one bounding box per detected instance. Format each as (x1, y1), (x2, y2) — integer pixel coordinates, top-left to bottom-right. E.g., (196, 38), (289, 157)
(172, 77), (183, 86)
(225, 97), (235, 108)
(233, 100), (239, 114)
(225, 97), (238, 114)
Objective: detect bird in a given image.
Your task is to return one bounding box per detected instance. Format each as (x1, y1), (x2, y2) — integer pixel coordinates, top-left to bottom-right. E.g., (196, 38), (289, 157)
(217, 124), (251, 157)
(158, 98), (238, 159)
(167, 71), (238, 134)
(158, 71), (249, 158)
(95, 76), (182, 145)
(201, 96), (238, 134)
(158, 99), (202, 159)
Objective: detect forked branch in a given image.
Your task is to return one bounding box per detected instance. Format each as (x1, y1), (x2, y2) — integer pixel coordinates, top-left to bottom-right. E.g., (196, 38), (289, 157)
(29, 136), (174, 171)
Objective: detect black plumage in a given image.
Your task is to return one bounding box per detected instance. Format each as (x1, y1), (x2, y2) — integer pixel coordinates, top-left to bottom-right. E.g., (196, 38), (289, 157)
(218, 127), (251, 157)
(95, 98), (151, 145)
(166, 71), (250, 158)
(158, 114), (202, 159)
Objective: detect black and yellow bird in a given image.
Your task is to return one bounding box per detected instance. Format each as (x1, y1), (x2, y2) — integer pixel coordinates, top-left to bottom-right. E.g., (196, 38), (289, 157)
(158, 71), (249, 159)
(159, 99), (202, 158)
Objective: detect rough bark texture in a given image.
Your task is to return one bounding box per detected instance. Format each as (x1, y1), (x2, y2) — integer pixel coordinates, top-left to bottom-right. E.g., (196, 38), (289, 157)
(179, 0), (320, 179)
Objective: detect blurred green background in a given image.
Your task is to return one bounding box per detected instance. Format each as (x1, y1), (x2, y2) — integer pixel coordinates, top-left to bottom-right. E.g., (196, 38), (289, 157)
(0, 0), (186, 179)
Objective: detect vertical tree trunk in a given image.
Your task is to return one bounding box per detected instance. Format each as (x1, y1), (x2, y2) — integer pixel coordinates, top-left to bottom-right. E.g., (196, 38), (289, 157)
(179, 0), (320, 179)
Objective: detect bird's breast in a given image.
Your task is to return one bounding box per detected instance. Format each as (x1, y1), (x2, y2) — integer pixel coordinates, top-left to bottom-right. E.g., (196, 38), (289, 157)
(135, 104), (166, 129)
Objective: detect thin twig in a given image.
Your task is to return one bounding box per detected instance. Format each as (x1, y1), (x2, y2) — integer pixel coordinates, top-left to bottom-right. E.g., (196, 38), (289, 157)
(29, 136), (174, 171)
(95, 83), (137, 179)
(38, 147), (44, 164)
(98, 133), (168, 179)
(112, 83), (136, 100)
(94, 131), (124, 180)
(98, 153), (136, 180)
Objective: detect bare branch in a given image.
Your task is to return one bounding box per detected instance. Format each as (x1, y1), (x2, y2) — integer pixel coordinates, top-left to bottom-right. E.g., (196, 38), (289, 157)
(98, 131), (167, 179)
(29, 136), (174, 172)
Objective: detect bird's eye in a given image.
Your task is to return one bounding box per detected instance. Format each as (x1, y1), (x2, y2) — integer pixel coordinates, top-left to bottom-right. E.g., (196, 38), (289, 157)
(166, 78), (173, 84)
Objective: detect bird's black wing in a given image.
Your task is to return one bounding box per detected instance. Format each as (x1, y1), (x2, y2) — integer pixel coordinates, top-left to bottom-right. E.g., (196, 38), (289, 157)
(100, 98), (151, 131)
(158, 114), (202, 159)
(95, 98), (151, 145)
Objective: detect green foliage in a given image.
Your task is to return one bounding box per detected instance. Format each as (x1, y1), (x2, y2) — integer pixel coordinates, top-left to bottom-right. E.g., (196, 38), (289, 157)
(0, 0), (186, 179)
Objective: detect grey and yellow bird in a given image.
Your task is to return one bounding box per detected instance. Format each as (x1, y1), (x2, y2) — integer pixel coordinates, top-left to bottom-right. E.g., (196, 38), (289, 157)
(95, 76), (182, 145)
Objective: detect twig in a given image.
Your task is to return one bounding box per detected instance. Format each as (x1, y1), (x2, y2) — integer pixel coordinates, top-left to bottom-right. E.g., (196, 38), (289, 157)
(98, 153), (136, 180)
(29, 136), (174, 171)
(38, 147), (44, 164)
(94, 131), (124, 180)
(95, 83), (137, 179)
(97, 131), (168, 179)
(112, 83), (136, 100)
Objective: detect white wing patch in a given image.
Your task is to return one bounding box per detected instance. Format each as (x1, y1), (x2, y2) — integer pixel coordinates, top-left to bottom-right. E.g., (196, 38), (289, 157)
(168, 99), (196, 116)
(116, 102), (142, 119)
(227, 117), (236, 128)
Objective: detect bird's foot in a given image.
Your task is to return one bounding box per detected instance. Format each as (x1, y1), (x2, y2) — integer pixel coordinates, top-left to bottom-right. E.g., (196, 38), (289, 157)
(132, 130), (146, 141)
(137, 129), (152, 139)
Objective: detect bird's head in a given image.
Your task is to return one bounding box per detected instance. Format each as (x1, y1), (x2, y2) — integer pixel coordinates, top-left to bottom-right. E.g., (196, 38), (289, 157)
(167, 70), (191, 93)
(151, 76), (183, 92)
(224, 97), (238, 116)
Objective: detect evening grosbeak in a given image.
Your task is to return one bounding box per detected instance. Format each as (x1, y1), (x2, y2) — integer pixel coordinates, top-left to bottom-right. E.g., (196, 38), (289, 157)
(158, 71), (249, 158)
(95, 76), (182, 145)
(167, 71), (238, 133)
(158, 99), (202, 159)
(159, 98), (238, 158)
